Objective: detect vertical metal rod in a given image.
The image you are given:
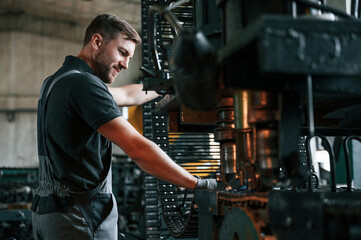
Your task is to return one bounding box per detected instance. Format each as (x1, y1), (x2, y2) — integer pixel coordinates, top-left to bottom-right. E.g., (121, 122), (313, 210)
(306, 75), (315, 191)
(292, 1), (298, 18)
(306, 136), (314, 191)
(306, 76), (337, 191)
(307, 75), (315, 138)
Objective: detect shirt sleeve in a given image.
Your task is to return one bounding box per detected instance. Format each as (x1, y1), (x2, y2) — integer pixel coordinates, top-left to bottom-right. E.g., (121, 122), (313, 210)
(68, 73), (121, 130)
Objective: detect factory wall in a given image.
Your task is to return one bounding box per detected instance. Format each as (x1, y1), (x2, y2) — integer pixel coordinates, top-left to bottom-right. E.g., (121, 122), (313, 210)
(0, 31), (80, 167)
(0, 30), (142, 167)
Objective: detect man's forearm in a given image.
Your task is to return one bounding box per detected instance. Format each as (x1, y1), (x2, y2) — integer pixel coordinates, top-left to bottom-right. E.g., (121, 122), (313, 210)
(130, 139), (198, 189)
(98, 116), (197, 189)
(109, 84), (159, 106)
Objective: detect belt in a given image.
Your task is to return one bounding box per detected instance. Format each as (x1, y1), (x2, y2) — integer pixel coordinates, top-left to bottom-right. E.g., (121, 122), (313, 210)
(31, 182), (102, 214)
(31, 194), (74, 214)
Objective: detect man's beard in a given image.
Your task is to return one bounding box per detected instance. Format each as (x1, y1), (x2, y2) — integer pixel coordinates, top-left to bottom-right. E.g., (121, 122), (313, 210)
(93, 49), (114, 84)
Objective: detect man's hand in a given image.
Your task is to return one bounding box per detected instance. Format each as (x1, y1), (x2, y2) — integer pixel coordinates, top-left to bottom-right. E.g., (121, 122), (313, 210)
(194, 178), (218, 191)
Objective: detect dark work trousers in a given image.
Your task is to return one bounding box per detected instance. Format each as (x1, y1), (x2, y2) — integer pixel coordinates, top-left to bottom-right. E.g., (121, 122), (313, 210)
(32, 70), (118, 240)
(32, 171), (118, 240)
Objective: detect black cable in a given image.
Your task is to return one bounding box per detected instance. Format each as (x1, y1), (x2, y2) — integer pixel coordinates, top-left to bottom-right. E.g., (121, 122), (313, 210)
(286, 0), (357, 20)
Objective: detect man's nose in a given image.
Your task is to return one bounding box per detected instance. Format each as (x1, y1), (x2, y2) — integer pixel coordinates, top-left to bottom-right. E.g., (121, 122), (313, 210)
(119, 58), (129, 70)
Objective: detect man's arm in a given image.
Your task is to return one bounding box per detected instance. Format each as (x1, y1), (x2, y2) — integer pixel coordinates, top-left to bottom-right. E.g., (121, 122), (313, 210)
(109, 84), (159, 107)
(97, 116), (198, 189)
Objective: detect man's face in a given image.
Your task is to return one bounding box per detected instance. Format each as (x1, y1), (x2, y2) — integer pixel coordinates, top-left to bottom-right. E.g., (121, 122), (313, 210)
(93, 33), (136, 84)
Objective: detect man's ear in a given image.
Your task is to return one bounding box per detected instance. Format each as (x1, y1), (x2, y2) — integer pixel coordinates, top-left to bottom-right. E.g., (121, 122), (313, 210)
(91, 34), (103, 50)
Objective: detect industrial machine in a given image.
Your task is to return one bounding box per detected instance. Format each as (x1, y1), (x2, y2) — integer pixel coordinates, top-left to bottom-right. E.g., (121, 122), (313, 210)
(141, 0), (361, 239)
(2, 1), (361, 239)
(0, 168), (37, 240)
(0, 160), (145, 240)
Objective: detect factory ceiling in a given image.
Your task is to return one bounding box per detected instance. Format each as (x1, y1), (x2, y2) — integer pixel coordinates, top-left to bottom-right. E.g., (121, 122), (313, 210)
(0, 0), (142, 43)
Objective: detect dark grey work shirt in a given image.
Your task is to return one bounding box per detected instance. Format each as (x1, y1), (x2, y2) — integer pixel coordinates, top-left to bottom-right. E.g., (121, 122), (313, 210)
(43, 55), (121, 192)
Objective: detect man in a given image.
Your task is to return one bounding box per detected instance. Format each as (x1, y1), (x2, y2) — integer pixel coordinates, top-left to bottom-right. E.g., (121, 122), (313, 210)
(31, 14), (216, 240)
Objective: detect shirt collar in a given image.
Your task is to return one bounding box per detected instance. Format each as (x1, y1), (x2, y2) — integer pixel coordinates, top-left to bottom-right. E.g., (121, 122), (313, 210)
(63, 55), (94, 74)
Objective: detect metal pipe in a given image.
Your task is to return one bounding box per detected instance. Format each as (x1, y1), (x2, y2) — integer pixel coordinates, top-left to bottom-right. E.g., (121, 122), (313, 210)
(307, 75), (315, 138)
(305, 136), (314, 191)
(234, 90), (253, 171)
(234, 90), (251, 129)
(292, 1), (298, 18)
(221, 142), (237, 174)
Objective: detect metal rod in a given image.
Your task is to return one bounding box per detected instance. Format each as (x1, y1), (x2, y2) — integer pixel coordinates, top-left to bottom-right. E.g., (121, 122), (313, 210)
(292, 1), (298, 18)
(307, 75), (315, 138)
(305, 75), (315, 191)
(343, 136), (361, 191)
(305, 136), (314, 191)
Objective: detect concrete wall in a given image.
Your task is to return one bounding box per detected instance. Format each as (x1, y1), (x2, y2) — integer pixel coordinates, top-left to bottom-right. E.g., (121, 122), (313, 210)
(0, 31), (80, 167)
(0, 29), (142, 167)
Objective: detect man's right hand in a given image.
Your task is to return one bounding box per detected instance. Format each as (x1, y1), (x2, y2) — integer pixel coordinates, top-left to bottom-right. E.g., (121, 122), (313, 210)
(194, 178), (218, 191)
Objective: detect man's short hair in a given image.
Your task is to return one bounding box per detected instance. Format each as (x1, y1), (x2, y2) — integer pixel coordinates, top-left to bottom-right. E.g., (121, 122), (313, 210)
(83, 14), (141, 47)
